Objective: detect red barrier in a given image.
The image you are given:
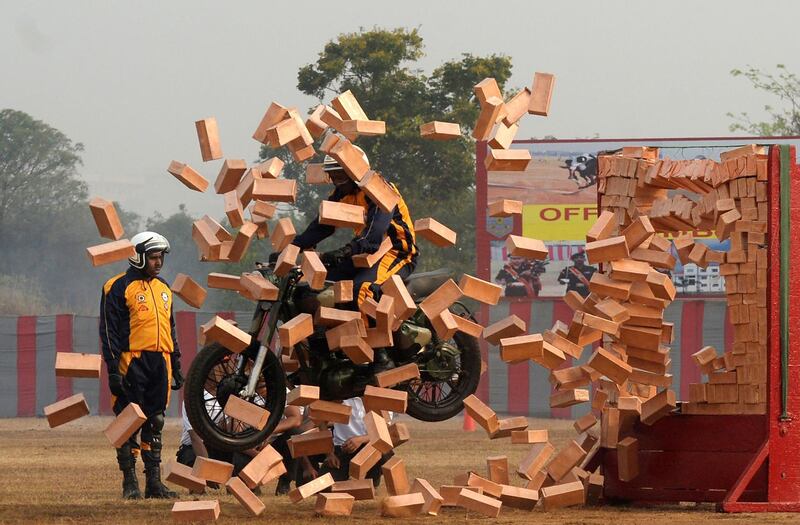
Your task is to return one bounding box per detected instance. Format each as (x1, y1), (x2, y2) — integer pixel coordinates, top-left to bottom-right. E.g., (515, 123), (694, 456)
(17, 316), (36, 417)
(55, 315), (73, 401)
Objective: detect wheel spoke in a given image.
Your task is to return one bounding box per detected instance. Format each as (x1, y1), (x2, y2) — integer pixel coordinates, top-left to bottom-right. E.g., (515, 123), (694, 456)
(186, 340), (291, 453)
(410, 380), (424, 399)
(201, 354), (264, 438)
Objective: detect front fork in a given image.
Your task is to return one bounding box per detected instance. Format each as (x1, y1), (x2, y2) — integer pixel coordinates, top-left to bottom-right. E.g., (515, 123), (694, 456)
(242, 346), (269, 398)
(240, 293), (284, 398)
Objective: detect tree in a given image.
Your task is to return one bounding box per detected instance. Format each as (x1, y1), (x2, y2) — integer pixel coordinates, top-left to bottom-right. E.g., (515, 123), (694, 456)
(259, 28), (512, 276)
(0, 109), (87, 239)
(728, 64), (800, 136)
(0, 110), (107, 313)
(143, 205), (255, 312)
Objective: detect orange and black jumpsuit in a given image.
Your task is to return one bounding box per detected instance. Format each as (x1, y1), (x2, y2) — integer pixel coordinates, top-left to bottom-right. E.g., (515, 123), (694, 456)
(100, 267), (180, 464)
(292, 182), (418, 306)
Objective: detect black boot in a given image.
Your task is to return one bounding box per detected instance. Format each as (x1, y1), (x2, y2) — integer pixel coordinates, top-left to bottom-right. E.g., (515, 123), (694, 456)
(275, 474), (292, 495)
(142, 444), (177, 499)
(370, 348), (395, 378)
(116, 444), (142, 500)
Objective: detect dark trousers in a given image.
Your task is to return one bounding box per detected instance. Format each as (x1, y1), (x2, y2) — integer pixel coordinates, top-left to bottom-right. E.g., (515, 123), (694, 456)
(176, 444), (196, 467)
(113, 351), (171, 466)
(176, 444), (258, 476)
(327, 254), (414, 308)
(269, 427), (302, 482)
(113, 351), (171, 417)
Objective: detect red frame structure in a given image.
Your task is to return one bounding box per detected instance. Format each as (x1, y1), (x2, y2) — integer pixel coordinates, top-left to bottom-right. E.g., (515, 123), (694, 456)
(590, 145), (800, 511)
(475, 139), (800, 509)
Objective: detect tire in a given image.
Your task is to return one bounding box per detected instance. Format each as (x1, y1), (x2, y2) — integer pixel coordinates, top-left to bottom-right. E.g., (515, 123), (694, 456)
(405, 330), (481, 422)
(184, 342), (286, 452)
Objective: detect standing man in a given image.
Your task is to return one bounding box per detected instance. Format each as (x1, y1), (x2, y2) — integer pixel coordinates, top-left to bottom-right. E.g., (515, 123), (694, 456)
(100, 231), (182, 499)
(557, 250), (596, 297)
(495, 255), (540, 297)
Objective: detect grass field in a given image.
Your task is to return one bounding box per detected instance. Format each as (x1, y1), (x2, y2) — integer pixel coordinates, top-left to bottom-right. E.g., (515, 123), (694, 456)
(0, 416), (795, 524)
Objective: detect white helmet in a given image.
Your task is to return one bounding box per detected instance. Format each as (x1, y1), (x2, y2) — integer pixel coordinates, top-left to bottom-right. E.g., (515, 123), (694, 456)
(323, 144), (369, 172)
(128, 231), (170, 269)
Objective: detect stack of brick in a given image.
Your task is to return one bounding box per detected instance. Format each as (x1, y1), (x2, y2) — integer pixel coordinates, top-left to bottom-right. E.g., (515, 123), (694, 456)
(556, 199), (676, 487)
(597, 144), (768, 416)
(474, 146), (707, 501)
(682, 145), (768, 415)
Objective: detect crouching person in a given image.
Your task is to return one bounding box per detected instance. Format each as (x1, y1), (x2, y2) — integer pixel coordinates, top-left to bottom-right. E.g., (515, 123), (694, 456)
(262, 403), (305, 495)
(177, 391), (305, 494)
(317, 397), (394, 487)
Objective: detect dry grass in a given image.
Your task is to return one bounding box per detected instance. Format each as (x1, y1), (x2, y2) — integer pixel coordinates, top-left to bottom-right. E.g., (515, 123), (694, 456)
(0, 274), (78, 315)
(0, 416), (795, 524)
(0, 275), (52, 315)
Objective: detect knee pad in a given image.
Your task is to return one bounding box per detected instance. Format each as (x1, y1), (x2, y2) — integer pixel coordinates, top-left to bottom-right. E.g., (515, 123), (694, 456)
(141, 412), (165, 447)
(148, 413), (165, 444)
(149, 412), (165, 433)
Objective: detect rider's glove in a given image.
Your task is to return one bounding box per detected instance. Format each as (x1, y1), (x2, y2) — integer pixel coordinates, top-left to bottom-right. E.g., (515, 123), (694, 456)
(268, 251), (280, 264)
(170, 354), (184, 391)
(321, 244), (353, 268)
(108, 372), (126, 397)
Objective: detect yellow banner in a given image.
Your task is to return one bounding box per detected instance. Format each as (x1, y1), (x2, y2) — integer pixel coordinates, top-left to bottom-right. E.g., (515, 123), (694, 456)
(521, 204), (598, 241)
(521, 204), (719, 241)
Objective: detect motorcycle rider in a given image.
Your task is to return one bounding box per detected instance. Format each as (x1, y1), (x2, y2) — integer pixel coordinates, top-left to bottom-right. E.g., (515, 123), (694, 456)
(99, 232), (182, 500)
(287, 142), (418, 371)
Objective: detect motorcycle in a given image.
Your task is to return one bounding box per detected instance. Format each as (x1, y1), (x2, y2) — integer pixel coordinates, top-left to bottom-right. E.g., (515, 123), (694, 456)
(184, 263), (481, 452)
(564, 154), (598, 189)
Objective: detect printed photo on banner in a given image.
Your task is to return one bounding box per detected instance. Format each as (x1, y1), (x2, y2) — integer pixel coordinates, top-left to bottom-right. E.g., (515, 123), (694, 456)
(482, 137), (800, 298)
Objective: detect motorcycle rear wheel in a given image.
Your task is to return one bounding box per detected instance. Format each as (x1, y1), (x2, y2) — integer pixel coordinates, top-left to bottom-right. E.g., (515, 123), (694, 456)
(405, 329), (481, 422)
(184, 342), (286, 452)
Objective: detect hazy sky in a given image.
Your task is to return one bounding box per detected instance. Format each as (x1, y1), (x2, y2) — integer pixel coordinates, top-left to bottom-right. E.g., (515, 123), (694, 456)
(2, 0), (799, 221)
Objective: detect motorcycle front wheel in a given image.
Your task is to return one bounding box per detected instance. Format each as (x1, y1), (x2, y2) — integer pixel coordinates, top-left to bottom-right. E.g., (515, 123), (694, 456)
(184, 342), (286, 452)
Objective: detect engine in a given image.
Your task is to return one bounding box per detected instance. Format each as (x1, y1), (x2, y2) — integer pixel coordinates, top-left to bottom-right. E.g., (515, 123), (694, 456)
(319, 360), (359, 400)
